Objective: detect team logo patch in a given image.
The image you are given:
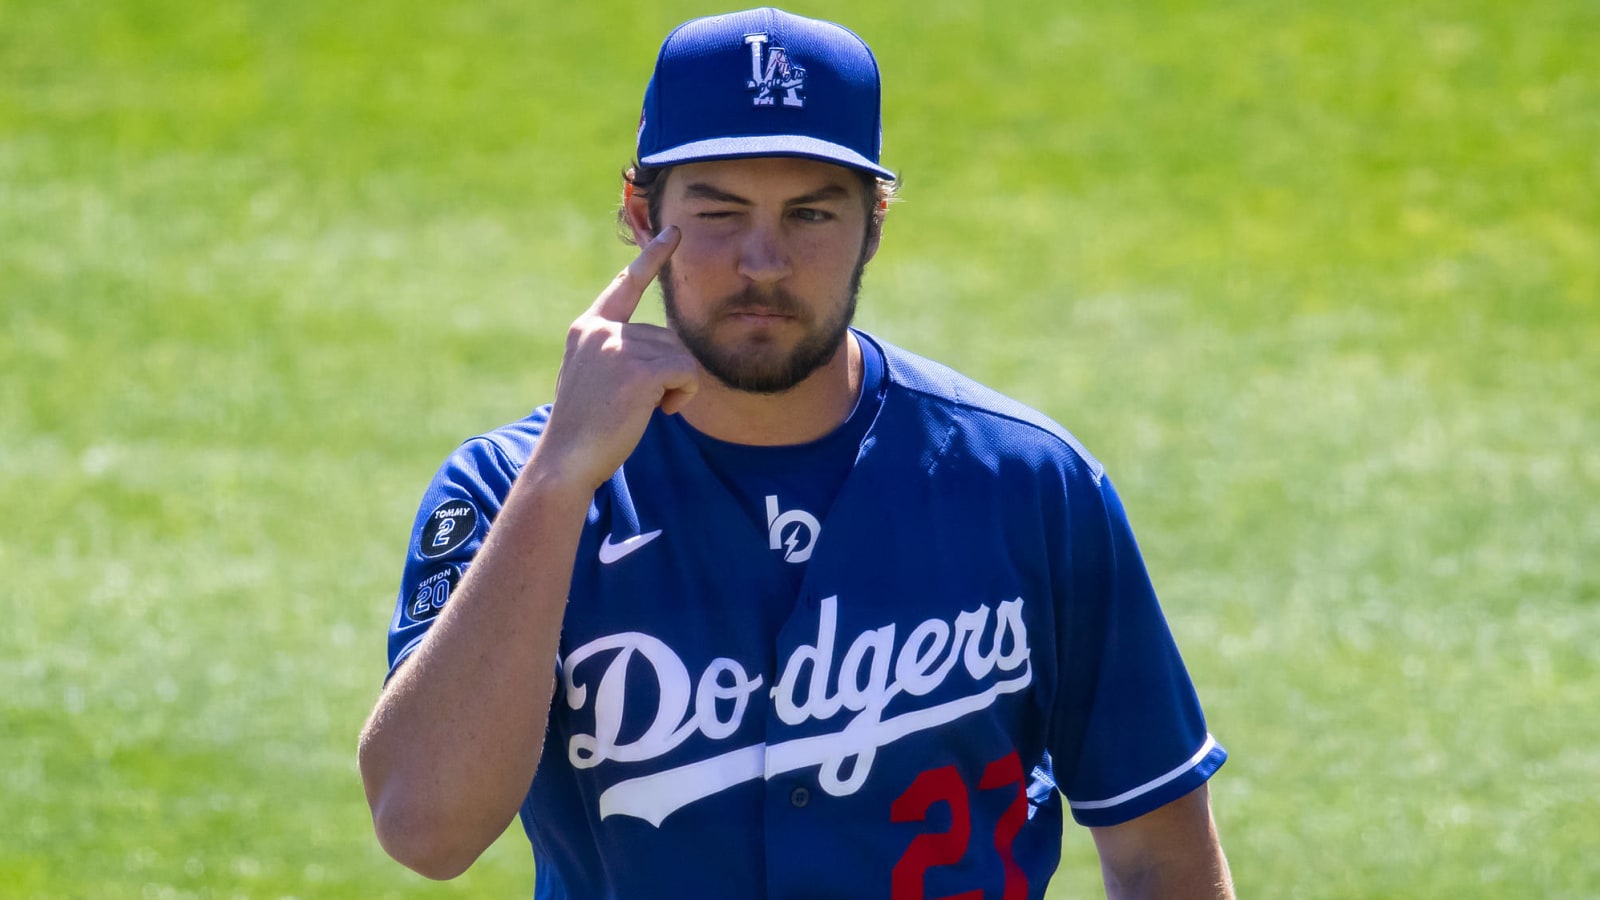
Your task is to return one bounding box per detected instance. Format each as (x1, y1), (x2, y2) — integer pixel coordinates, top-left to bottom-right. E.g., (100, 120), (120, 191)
(766, 494), (820, 563)
(419, 498), (479, 559)
(406, 565), (462, 622)
(744, 33), (805, 108)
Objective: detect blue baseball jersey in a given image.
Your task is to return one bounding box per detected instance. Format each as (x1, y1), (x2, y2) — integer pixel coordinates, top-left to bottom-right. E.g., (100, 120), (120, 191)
(387, 330), (1225, 899)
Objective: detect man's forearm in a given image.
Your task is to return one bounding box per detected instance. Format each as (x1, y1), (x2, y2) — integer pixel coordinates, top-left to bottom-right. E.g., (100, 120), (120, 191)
(357, 465), (592, 879)
(1101, 844), (1234, 900)
(1094, 784), (1235, 900)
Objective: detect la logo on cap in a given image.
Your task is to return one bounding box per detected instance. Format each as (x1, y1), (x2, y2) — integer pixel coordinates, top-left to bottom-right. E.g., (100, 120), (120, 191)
(744, 33), (805, 108)
(636, 8), (894, 180)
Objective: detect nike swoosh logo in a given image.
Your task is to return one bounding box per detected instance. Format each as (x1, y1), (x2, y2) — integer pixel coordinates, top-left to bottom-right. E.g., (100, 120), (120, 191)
(598, 529), (664, 565)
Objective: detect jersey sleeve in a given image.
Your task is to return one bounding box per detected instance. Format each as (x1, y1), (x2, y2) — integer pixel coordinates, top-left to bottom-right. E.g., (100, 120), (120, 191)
(1049, 474), (1226, 827)
(385, 434), (523, 682)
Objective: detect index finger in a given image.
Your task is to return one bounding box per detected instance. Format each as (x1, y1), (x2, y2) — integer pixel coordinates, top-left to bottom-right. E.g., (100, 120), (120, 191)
(589, 226), (680, 323)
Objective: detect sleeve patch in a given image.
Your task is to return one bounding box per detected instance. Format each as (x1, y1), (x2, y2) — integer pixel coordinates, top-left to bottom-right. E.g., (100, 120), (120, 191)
(418, 499), (480, 559)
(405, 565), (463, 623)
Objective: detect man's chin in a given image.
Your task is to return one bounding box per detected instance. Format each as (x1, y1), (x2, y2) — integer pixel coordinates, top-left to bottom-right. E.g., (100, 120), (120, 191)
(677, 316), (851, 395)
(702, 355), (807, 395)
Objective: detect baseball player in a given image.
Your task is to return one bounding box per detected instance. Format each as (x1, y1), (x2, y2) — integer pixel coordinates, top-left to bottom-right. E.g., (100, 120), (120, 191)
(359, 8), (1232, 899)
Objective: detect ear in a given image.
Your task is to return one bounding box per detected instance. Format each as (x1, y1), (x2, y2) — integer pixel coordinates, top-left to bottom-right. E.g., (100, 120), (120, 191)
(623, 186), (655, 247)
(863, 202), (885, 263)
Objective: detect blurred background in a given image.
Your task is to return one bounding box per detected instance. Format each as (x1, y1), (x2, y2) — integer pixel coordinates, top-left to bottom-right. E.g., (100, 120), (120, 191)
(2, 0), (1596, 896)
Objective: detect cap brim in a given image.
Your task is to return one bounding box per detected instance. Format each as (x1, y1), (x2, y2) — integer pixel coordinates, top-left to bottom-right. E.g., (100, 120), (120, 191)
(641, 134), (894, 180)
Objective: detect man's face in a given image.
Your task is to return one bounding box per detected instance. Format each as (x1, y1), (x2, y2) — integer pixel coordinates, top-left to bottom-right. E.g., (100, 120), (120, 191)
(644, 157), (878, 394)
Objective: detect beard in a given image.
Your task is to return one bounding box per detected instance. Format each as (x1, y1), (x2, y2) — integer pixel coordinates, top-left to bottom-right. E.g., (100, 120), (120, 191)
(661, 245), (869, 395)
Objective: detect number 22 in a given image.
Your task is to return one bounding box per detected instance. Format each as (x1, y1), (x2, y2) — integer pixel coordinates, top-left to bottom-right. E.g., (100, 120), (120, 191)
(891, 750), (1029, 900)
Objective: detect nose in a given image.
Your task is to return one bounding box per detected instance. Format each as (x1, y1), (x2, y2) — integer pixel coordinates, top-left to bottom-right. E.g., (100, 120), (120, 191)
(736, 220), (791, 286)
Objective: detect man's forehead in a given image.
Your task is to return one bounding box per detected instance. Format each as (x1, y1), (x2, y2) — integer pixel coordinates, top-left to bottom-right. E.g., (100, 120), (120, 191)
(667, 157), (866, 202)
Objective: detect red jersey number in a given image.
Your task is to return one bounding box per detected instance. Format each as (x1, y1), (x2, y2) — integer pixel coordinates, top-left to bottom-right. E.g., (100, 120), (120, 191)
(890, 751), (1029, 900)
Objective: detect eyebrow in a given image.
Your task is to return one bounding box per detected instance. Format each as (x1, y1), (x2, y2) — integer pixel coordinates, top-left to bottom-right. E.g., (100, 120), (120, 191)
(680, 182), (853, 206)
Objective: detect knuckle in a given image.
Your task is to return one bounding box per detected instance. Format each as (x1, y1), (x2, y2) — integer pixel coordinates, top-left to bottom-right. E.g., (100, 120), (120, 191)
(566, 317), (619, 351)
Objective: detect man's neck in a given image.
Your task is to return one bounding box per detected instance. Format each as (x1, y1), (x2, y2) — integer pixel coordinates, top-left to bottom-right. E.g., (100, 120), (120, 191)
(676, 332), (863, 446)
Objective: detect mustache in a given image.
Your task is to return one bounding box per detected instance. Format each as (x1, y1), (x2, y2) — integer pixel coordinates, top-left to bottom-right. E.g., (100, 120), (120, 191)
(714, 285), (805, 317)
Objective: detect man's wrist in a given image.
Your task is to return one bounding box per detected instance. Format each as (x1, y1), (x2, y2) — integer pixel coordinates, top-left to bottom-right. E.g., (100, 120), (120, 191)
(513, 451), (605, 514)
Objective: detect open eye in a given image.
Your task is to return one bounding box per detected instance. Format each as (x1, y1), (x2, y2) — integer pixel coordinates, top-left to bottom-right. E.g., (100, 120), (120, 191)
(791, 207), (834, 223)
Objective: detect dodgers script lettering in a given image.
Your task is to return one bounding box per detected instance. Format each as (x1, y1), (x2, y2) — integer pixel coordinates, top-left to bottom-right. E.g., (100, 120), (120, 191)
(559, 596), (1033, 826)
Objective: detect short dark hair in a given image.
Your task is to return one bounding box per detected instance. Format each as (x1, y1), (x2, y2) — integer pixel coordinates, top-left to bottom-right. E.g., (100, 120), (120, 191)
(618, 161), (898, 246)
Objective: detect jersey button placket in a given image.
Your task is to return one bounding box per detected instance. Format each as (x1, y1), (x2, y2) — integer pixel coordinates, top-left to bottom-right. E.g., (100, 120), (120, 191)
(767, 591), (827, 898)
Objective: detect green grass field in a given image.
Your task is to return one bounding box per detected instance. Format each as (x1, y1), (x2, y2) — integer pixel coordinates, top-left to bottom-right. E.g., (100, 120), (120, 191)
(3, 0), (1597, 896)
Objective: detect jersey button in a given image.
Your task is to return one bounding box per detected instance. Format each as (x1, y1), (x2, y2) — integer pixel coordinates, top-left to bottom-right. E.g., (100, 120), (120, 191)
(789, 786), (810, 808)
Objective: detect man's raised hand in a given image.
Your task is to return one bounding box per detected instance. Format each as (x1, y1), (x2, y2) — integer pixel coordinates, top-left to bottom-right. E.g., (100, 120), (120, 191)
(535, 226), (697, 493)
(588, 225), (680, 325)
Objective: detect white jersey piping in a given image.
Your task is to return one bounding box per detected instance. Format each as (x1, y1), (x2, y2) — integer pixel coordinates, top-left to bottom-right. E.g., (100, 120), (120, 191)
(1067, 734), (1218, 811)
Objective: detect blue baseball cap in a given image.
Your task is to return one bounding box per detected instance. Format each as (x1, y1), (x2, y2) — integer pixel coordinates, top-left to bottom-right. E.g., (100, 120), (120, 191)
(636, 8), (894, 179)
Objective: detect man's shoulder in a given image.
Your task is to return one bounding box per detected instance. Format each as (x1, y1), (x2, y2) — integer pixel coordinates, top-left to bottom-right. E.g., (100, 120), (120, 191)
(863, 331), (1105, 482)
(437, 405), (553, 482)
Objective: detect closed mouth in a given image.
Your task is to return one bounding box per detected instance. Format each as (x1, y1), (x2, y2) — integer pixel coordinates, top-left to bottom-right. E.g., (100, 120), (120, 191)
(725, 308), (793, 320)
